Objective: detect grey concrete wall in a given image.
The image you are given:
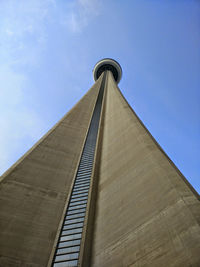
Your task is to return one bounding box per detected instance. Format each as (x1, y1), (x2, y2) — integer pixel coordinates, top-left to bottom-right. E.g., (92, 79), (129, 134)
(0, 76), (102, 267)
(91, 72), (200, 266)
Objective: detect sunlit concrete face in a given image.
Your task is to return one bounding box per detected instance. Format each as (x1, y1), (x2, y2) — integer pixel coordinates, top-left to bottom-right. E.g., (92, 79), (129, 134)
(90, 72), (200, 266)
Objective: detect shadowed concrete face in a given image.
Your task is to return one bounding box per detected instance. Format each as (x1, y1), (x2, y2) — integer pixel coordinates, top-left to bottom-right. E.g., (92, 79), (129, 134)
(0, 76), (103, 267)
(90, 72), (200, 266)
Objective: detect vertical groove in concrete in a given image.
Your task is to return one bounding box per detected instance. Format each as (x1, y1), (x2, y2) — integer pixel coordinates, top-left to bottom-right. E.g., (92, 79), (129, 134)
(50, 72), (106, 267)
(91, 72), (200, 267)
(0, 76), (103, 267)
(79, 71), (108, 267)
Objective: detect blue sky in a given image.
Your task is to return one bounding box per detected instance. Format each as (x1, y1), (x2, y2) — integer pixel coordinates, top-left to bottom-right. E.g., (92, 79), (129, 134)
(0, 0), (199, 193)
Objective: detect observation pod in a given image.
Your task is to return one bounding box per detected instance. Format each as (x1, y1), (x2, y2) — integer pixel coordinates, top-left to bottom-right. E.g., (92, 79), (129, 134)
(93, 58), (122, 84)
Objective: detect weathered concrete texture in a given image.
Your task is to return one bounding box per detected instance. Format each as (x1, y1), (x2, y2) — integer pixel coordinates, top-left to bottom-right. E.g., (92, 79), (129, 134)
(91, 72), (200, 266)
(0, 76), (102, 267)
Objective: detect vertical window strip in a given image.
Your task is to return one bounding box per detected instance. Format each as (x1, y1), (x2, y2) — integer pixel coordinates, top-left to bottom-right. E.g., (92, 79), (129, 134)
(52, 73), (106, 267)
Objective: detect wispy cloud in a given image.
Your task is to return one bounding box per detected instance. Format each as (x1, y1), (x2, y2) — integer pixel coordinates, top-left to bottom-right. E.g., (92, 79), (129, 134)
(0, 0), (102, 175)
(63, 0), (101, 33)
(0, 0), (53, 174)
(0, 0), (53, 66)
(0, 65), (45, 174)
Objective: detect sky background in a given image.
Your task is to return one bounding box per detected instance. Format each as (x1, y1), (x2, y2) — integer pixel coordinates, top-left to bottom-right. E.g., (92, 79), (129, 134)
(0, 0), (200, 193)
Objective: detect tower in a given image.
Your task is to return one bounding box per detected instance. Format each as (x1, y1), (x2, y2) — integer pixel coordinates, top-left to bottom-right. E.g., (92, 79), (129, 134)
(0, 59), (200, 267)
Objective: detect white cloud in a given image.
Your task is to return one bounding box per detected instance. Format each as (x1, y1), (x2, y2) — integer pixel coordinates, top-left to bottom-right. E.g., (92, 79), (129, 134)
(0, 0), (102, 175)
(0, 65), (45, 175)
(68, 12), (81, 33)
(0, 0), (53, 175)
(0, 0), (53, 66)
(79, 0), (100, 15)
(63, 0), (101, 33)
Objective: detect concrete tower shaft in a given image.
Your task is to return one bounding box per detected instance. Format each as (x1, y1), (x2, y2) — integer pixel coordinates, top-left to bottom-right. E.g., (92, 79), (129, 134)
(0, 59), (200, 267)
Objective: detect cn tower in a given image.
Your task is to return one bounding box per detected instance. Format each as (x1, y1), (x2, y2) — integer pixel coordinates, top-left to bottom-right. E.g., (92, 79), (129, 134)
(0, 59), (200, 267)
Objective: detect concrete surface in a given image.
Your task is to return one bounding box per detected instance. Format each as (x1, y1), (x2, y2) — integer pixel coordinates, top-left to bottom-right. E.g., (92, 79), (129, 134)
(90, 72), (200, 267)
(1, 70), (200, 267)
(0, 76), (102, 267)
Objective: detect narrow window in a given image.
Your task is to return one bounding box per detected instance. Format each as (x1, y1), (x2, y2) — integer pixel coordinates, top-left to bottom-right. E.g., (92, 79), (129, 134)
(52, 72), (106, 266)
